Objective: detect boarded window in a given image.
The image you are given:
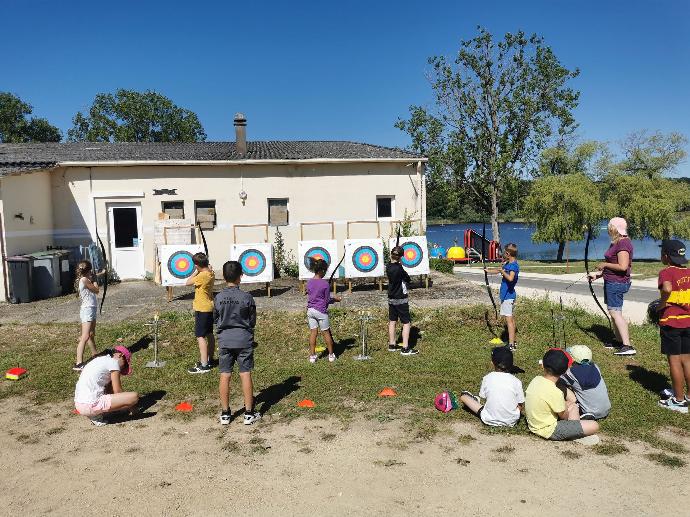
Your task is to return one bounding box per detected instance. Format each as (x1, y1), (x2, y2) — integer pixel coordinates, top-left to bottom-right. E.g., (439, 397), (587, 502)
(376, 196), (394, 219)
(195, 200), (216, 230)
(268, 198), (289, 226)
(162, 201), (184, 219)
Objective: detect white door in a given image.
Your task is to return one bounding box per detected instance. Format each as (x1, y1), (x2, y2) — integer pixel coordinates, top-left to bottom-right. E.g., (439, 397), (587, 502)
(107, 203), (145, 280)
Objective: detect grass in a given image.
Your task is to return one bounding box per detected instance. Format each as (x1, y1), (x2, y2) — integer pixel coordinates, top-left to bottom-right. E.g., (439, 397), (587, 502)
(1, 300), (689, 452)
(645, 452), (687, 468)
(592, 442), (629, 456)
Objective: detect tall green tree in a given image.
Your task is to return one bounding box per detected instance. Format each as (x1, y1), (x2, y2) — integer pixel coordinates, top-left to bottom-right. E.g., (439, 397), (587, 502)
(68, 89), (206, 142)
(0, 92), (61, 142)
(397, 28), (579, 242)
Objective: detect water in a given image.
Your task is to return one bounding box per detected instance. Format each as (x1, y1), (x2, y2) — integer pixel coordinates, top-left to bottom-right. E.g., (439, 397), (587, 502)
(426, 222), (663, 261)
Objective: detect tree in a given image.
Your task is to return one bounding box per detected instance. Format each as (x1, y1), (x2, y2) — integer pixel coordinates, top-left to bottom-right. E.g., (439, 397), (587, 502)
(68, 89), (206, 142)
(397, 28), (580, 242)
(0, 92), (61, 142)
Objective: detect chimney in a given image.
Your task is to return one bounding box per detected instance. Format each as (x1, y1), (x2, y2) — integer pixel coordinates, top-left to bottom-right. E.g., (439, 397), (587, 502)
(234, 113), (247, 155)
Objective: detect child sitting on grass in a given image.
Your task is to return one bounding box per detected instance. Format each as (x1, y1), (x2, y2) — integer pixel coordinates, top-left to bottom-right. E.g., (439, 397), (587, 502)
(460, 346), (524, 427)
(559, 345), (611, 420)
(525, 349), (599, 442)
(74, 346), (138, 426)
(305, 259), (341, 363)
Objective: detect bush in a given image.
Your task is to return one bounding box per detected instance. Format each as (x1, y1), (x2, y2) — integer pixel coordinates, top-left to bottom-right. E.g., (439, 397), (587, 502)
(282, 259), (299, 278)
(430, 258), (454, 274)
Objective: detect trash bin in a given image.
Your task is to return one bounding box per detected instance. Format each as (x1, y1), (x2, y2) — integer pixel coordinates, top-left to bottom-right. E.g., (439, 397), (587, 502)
(6, 256), (34, 303)
(28, 251), (62, 300)
(53, 250), (74, 295)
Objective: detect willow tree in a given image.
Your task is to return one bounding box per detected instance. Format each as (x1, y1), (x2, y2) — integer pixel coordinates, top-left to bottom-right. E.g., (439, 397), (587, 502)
(397, 28), (579, 242)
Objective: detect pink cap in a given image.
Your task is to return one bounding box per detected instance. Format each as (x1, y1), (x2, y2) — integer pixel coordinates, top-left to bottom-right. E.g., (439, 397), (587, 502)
(609, 217), (628, 237)
(114, 345), (132, 375)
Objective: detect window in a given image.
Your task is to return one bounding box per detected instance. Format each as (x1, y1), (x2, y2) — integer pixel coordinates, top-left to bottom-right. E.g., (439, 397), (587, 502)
(268, 198), (289, 226)
(162, 201), (184, 219)
(376, 196), (394, 219)
(195, 200), (216, 230)
(113, 207), (139, 248)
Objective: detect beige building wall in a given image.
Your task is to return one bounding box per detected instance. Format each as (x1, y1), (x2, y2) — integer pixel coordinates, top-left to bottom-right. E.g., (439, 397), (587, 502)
(49, 161), (425, 276)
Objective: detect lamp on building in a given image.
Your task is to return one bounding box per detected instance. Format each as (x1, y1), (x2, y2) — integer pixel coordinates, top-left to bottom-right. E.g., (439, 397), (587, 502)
(239, 190), (247, 205)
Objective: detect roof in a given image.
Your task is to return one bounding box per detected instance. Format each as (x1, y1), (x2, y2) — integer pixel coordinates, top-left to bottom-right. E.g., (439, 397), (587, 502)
(0, 141), (424, 176)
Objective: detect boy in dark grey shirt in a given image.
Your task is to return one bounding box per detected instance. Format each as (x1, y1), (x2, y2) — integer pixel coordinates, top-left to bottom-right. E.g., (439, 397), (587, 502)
(214, 261), (260, 426)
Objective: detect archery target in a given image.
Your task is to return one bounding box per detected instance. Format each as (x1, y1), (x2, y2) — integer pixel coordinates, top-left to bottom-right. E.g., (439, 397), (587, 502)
(344, 239), (384, 278)
(160, 245), (204, 286)
(298, 240), (339, 280)
(230, 243), (274, 283)
(388, 236), (430, 275)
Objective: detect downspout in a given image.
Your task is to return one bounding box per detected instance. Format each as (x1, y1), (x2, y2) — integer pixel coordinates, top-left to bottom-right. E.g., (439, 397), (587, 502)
(417, 160), (426, 232)
(0, 211), (9, 301)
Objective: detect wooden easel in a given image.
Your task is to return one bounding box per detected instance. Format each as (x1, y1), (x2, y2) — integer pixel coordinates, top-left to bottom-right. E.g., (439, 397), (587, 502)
(232, 223), (272, 297)
(388, 218), (429, 289)
(299, 222), (337, 294)
(345, 220), (383, 293)
(162, 224), (202, 302)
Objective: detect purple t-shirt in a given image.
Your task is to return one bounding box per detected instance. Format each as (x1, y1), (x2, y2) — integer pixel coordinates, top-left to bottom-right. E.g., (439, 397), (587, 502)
(603, 238), (633, 283)
(306, 277), (335, 314)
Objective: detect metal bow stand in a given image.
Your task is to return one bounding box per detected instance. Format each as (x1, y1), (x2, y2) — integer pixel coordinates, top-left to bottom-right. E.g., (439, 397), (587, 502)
(354, 311), (374, 361)
(144, 312), (166, 368)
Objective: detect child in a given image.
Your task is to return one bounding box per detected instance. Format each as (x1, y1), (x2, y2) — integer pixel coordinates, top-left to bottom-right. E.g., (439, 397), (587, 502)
(305, 259), (341, 363)
(387, 246), (418, 355)
(187, 252), (216, 374)
(525, 349), (600, 442)
(655, 239), (690, 413)
(460, 346), (524, 427)
(559, 345), (611, 420)
(73, 260), (104, 371)
(74, 346), (138, 426)
(485, 243), (519, 350)
(214, 261), (261, 425)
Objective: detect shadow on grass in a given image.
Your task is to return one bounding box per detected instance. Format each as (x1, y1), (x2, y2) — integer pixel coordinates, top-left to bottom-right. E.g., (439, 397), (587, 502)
(627, 365), (670, 394)
(334, 337), (356, 357)
(256, 375), (301, 416)
(129, 336), (153, 354)
(574, 319), (615, 344)
(138, 390), (167, 412)
(105, 390), (166, 424)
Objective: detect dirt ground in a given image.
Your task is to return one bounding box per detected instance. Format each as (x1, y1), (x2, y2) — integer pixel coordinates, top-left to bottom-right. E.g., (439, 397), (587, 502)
(0, 271), (482, 324)
(0, 396), (687, 516)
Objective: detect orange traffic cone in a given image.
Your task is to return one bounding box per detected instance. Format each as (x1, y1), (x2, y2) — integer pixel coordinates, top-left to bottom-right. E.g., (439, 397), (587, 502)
(297, 399), (315, 408)
(175, 401), (194, 412)
(378, 387), (397, 397)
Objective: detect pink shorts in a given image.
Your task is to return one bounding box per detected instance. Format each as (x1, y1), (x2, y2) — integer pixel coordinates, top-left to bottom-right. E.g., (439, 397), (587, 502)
(75, 395), (112, 417)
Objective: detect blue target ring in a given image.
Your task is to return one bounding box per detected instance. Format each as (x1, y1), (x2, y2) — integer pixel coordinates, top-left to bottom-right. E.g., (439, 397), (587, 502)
(304, 246), (331, 270)
(352, 246), (379, 273)
(400, 242), (423, 268)
(167, 251), (195, 279)
(239, 249), (267, 277)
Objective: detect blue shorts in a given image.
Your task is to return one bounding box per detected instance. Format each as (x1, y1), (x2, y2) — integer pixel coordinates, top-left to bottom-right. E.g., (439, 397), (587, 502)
(604, 281), (630, 311)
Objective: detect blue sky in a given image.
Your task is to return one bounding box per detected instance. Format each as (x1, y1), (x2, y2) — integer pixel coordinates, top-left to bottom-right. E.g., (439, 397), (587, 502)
(3, 0), (689, 174)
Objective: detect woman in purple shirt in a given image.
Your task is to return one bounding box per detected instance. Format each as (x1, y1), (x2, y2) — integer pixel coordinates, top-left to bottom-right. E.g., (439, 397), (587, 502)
(305, 259), (341, 364)
(588, 217), (636, 356)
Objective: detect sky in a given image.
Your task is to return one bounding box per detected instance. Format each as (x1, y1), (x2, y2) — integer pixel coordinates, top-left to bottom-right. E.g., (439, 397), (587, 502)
(3, 0), (689, 174)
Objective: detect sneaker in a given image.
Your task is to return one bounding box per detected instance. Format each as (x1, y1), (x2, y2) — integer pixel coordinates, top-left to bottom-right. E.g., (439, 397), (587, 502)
(461, 391), (480, 404)
(580, 412), (596, 421)
(90, 415), (107, 427)
(219, 410), (231, 425)
(244, 411), (262, 425)
(388, 344), (402, 352)
(658, 397), (689, 414)
(613, 345), (636, 356)
(72, 362), (85, 372)
(188, 362), (211, 374)
(603, 342), (623, 350)
(574, 434), (600, 445)
(508, 343), (518, 351)
(400, 347), (419, 356)
(328, 353), (336, 363)
(309, 355), (318, 364)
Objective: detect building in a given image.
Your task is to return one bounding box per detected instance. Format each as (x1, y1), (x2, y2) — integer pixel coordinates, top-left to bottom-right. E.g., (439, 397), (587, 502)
(0, 115), (426, 301)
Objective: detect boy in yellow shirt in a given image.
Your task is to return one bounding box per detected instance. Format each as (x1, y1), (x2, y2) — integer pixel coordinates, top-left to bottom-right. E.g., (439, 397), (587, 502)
(525, 349), (599, 442)
(186, 253), (216, 374)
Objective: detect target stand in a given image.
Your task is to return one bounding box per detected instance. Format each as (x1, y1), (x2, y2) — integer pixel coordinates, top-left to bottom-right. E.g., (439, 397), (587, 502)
(354, 311), (374, 361)
(144, 313), (165, 368)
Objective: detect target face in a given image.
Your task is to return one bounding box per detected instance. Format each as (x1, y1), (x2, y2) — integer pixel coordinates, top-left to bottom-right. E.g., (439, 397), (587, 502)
(352, 246), (379, 273)
(304, 246), (331, 270)
(239, 249), (267, 277)
(297, 240), (339, 280)
(167, 251), (195, 279)
(388, 236), (430, 275)
(160, 245), (205, 286)
(400, 242), (423, 268)
(344, 239), (384, 278)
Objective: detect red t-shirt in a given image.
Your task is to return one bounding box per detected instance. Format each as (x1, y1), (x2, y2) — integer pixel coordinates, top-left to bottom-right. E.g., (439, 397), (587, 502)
(658, 266), (690, 328)
(603, 238), (633, 283)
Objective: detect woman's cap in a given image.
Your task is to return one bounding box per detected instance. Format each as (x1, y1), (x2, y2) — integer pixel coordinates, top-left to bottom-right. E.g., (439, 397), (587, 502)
(491, 346), (514, 370)
(660, 239), (688, 266)
(114, 345), (132, 375)
(609, 217), (628, 237)
(566, 345), (592, 364)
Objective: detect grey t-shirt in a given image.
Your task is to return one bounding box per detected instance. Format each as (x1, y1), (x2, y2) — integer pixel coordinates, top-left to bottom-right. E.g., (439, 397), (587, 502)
(213, 286), (256, 349)
(561, 363), (611, 419)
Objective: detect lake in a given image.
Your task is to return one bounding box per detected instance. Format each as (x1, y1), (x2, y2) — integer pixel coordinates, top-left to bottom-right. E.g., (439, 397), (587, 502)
(426, 222), (663, 261)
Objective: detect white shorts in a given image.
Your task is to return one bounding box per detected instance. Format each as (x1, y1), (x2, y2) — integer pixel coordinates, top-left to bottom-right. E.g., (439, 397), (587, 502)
(500, 299), (515, 317)
(80, 306), (97, 323)
(307, 308), (330, 331)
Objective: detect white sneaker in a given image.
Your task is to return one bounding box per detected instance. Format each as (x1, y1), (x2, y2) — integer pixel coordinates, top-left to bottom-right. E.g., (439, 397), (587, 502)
(244, 411), (261, 425)
(90, 415), (107, 427)
(309, 355), (318, 364)
(574, 434), (600, 445)
(328, 353), (336, 362)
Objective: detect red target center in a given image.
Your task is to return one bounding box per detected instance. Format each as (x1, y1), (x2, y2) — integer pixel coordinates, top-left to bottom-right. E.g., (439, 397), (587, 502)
(176, 259), (189, 269)
(247, 258), (258, 268)
(405, 250), (416, 259)
(361, 254), (371, 264)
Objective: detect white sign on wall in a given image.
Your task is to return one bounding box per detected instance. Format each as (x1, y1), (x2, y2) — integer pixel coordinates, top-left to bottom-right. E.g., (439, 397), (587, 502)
(160, 245), (204, 286)
(388, 235), (430, 275)
(230, 243), (274, 283)
(297, 240), (339, 280)
(344, 239), (385, 278)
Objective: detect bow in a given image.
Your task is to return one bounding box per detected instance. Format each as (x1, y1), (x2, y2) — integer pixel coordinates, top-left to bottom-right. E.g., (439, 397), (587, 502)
(395, 223), (401, 249)
(95, 225), (108, 315)
(197, 222), (209, 257)
(482, 223), (499, 319)
(584, 224), (612, 329)
(328, 247), (346, 288)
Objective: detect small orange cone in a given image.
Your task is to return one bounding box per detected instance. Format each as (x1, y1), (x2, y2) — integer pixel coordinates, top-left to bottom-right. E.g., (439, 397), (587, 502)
(72, 409), (80, 415)
(175, 401), (194, 412)
(297, 399), (315, 408)
(378, 387), (397, 397)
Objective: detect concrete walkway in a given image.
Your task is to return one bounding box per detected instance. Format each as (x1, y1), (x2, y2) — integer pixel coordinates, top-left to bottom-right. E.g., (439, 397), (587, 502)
(454, 266), (658, 325)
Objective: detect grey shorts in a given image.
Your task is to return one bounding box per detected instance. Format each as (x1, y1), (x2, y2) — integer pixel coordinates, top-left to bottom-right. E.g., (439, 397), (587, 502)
(549, 420), (585, 441)
(80, 306), (97, 323)
(219, 347), (254, 374)
(307, 308), (330, 331)
(500, 299), (515, 317)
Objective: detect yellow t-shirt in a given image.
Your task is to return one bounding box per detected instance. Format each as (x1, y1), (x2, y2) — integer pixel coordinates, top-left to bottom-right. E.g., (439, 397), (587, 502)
(525, 376), (566, 439)
(192, 270), (215, 312)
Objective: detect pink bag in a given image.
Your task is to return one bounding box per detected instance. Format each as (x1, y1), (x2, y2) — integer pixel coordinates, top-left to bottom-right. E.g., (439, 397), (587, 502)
(434, 391), (459, 413)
